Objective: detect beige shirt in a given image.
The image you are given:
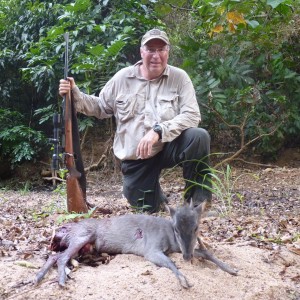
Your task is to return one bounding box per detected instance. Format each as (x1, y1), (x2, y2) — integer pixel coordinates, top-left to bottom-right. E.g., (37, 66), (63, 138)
(72, 61), (201, 160)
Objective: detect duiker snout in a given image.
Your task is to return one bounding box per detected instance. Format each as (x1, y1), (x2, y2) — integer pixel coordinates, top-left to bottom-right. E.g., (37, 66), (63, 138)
(177, 233), (197, 261)
(182, 252), (193, 261)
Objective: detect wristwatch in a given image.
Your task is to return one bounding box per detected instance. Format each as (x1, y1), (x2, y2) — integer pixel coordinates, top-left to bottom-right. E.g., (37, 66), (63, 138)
(153, 124), (162, 140)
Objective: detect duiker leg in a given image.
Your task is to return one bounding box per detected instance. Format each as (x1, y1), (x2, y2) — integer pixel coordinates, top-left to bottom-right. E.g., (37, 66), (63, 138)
(35, 235), (95, 286)
(194, 237), (238, 276)
(35, 253), (60, 284)
(145, 252), (192, 288)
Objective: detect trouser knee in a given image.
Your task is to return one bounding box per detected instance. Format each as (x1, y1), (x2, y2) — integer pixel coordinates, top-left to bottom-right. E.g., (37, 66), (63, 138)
(186, 127), (210, 150)
(121, 158), (165, 213)
(177, 128), (210, 162)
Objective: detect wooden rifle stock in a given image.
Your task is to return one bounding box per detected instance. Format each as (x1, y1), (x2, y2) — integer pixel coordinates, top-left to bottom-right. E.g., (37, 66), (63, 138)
(63, 32), (88, 213)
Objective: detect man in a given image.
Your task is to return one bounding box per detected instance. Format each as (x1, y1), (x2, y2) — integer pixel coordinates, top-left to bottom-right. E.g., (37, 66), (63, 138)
(59, 28), (211, 212)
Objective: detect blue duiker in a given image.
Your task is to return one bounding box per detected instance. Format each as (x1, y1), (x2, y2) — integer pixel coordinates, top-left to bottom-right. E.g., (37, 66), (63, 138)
(35, 201), (237, 288)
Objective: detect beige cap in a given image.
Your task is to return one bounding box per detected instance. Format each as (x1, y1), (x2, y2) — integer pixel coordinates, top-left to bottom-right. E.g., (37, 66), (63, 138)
(141, 29), (170, 46)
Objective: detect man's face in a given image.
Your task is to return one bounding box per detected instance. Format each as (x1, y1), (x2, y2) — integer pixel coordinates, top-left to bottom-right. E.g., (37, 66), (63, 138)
(140, 39), (169, 79)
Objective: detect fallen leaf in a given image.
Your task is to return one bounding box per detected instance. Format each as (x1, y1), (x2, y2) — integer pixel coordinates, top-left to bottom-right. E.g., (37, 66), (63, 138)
(141, 270), (152, 276)
(287, 245), (300, 256)
(70, 258), (80, 272)
(14, 260), (39, 269)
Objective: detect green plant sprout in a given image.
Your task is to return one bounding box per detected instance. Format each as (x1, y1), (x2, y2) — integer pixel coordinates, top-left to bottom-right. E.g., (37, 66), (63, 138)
(130, 189), (153, 213)
(186, 164), (259, 216)
(56, 206), (97, 224)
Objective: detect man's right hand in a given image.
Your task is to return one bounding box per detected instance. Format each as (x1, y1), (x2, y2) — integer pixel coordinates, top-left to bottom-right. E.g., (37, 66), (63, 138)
(59, 77), (76, 97)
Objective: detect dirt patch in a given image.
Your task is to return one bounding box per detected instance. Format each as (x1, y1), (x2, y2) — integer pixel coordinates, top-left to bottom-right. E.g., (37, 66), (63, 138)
(0, 164), (299, 300)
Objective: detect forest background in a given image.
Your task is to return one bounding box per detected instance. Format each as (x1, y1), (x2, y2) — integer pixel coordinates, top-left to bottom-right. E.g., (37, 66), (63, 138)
(0, 0), (300, 177)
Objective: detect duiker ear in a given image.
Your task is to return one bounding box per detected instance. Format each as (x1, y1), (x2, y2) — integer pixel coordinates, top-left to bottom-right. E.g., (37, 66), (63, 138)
(194, 201), (206, 216)
(165, 204), (176, 217)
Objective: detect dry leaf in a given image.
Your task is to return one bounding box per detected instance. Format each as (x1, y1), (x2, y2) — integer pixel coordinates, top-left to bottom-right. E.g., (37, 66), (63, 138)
(141, 270), (152, 276)
(14, 260), (39, 269)
(287, 245), (300, 256)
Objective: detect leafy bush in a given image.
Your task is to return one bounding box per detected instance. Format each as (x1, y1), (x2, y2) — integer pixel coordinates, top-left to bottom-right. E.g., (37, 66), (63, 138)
(1, 0), (300, 170)
(168, 0), (300, 159)
(0, 109), (47, 166)
(0, 0), (160, 168)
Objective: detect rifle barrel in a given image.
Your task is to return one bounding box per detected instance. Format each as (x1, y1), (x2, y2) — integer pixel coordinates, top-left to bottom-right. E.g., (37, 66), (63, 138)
(63, 32), (69, 80)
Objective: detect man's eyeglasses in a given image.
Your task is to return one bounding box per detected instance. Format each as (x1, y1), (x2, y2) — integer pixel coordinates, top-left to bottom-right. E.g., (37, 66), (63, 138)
(143, 46), (169, 54)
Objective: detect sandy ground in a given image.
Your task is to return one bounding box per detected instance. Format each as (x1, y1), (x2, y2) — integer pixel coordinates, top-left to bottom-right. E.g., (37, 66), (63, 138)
(0, 165), (299, 300)
(1, 244), (299, 300)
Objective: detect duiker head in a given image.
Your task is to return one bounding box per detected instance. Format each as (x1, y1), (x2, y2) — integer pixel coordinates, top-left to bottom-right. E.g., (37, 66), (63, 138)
(167, 200), (204, 261)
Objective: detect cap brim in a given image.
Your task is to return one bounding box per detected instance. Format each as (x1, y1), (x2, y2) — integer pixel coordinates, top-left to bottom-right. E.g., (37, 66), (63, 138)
(141, 37), (169, 46)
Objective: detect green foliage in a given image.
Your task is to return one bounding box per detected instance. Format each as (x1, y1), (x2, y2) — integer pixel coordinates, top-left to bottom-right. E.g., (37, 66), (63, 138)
(34, 105), (57, 125)
(1, 0), (300, 172)
(159, 0), (300, 158)
(21, 0), (160, 98)
(53, 179), (67, 198)
(0, 108), (47, 166)
(187, 163), (259, 216)
(0, 0), (63, 106)
(56, 206), (97, 224)
(131, 189), (153, 213)
(0, 0), (160, 169)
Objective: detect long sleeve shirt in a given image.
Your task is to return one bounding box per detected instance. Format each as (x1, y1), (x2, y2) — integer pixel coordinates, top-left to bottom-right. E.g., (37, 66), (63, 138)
(72, 60), (201, 160)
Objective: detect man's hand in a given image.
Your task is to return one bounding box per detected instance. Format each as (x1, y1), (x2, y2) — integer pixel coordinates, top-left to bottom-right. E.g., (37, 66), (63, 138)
(59, 77), (76, 97)
(136, 130), (160, 159)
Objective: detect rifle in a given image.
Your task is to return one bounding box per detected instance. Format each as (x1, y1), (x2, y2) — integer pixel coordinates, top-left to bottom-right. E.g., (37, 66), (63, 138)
(51, 32), (88, 213)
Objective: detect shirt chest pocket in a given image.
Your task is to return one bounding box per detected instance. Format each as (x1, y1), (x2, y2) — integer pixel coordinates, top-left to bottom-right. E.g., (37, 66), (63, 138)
(158, 94), (179, 121)
(115, 93), (145, 122)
